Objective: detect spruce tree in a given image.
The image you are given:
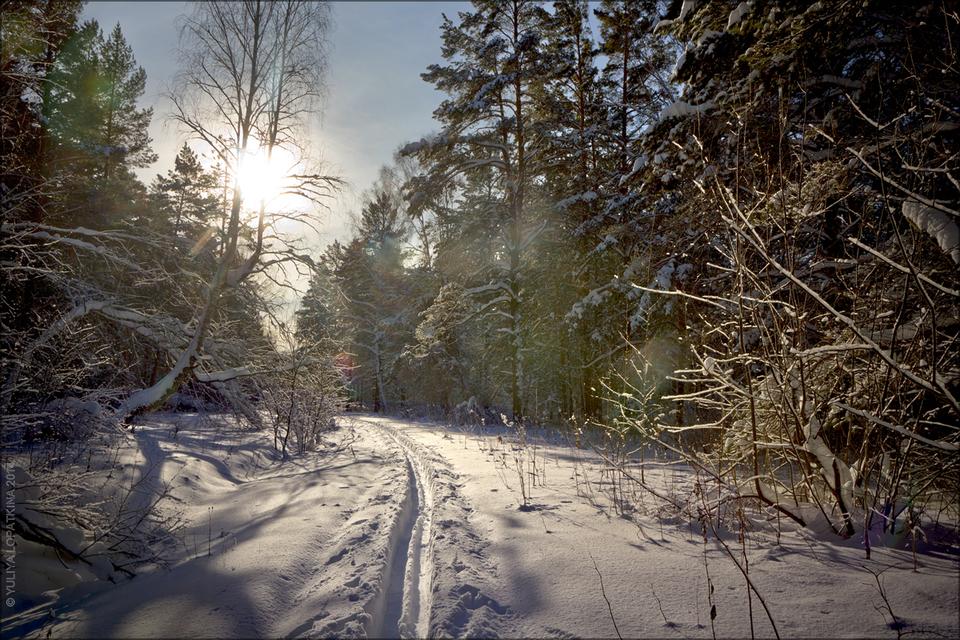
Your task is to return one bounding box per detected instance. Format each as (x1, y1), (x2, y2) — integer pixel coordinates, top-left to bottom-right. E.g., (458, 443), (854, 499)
(295, 264), (338, 349)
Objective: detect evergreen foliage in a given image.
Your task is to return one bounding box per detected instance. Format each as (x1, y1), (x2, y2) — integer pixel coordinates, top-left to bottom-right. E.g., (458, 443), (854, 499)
(3, 0), (957, 549)
(297, 0), (959, 533)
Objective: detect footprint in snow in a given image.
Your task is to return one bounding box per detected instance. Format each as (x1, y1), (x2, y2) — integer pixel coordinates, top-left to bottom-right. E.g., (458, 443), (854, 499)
(452, 583), (510, 615)
(326, 548), (348, 565)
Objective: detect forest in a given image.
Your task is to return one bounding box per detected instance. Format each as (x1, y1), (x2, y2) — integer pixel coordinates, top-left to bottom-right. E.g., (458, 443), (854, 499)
(1, 1), (958, 638)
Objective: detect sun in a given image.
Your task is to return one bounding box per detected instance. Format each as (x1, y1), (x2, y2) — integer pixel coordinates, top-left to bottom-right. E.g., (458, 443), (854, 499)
(236, 140), (295, 207)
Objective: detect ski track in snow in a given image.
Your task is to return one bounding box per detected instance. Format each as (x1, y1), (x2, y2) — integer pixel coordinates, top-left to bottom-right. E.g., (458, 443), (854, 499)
(290, 415), (512, 639)
(286, 425), (411, 640)
(3, 414), (515, 640)
(361, 424), (429, 639)
(352, 416), (514, 639)
(6, 412), (956, 639)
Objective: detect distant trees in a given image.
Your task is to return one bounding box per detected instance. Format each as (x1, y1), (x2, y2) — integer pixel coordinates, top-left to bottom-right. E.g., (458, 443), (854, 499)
(342, 174), (419, 412)
(405, 0), (558, 419)
(390, 0), (675, 420)
(148, 143), (219, 245)
(295, 256), (338, 349)
(401, 283), (474, 409)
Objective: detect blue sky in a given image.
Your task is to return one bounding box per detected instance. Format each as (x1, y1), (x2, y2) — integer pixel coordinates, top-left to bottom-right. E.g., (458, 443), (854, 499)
(82, 1), (465, 245)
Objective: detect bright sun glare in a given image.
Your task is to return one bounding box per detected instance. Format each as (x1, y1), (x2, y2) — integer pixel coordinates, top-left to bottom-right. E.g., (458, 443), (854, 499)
(236, 140), (296, 207)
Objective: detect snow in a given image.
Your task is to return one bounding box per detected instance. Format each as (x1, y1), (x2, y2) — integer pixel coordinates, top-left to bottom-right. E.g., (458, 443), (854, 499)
(902, 198), (960, 264)
(554, 190), (598, 211)
(660, 100), (715, 121)
(653, 18), (674, 33)
(632, 154), (648, 173)
(566, 286), (610, 322)
(727, 1), (751, 30)
(673, 50), (688, 80)
(42, 396), (102, 417)
(4, 413), (958, 639)
(400, 133), (448, 156)
(696, 29), (722, 46)
(679, 0), (699, 22)
(629, 260), (680, 330)
(194, 367), (252, 383)
(19, 87), (42, 113)
(465, 280), (511, 297)
(467, 76), (505, 111)
(4, 414), (418, 639)
(592, 234), (617, 254)
(16, 230), (143, 271)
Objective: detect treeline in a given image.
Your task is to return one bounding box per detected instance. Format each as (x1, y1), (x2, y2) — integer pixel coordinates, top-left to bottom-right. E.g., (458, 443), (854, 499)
(301, 0), (959, 532)
(3, 0), (338, 446)
(2, 0), (958, 541)
(3, 0), (342, 583)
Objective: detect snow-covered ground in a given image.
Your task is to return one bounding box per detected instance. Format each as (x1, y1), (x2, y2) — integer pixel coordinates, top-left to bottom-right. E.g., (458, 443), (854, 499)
(4, 413), (958, 639)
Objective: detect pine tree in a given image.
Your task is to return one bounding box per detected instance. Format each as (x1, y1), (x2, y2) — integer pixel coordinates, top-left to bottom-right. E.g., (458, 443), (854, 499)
(45, 20), (103, 181)
(536, 0), (605, 419)
(408, 0), (551, 419)
(149, 143), (219, 247)
(98, 23), (156, 180)
(595, 0), (674, 177)
(528, 0), (676, 420)
(326, 181), (418, 412)
(45, 19), (156, 227)
(1, 0), (83, 224)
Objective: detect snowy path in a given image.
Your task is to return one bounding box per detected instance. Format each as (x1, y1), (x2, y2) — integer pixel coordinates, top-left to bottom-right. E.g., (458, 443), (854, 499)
(5, 416), (420, 639)
(5, 412), (958, 639)
(351, 415), (960, 639)
(355, 416), (514, 639)
(360, 420), (434, 638)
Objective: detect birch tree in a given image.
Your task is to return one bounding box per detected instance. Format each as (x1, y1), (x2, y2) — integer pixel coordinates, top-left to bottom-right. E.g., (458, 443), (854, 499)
(117, 0), (337, 419)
